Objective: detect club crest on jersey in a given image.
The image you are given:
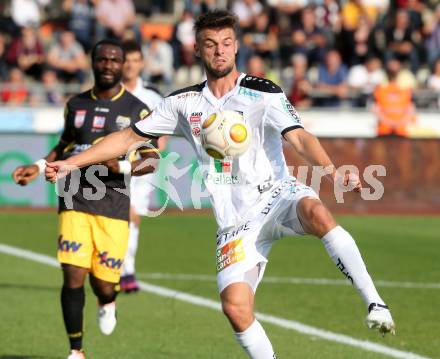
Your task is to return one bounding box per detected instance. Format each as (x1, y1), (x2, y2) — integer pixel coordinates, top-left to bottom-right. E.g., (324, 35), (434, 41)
(93, 115), (106, 129)
(189, 112), (202, 136)
(74, 110), (86, 128)
(116, 115), (131, 130)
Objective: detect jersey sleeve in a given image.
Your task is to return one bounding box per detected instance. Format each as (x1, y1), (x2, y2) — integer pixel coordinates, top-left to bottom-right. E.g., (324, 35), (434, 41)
(131, 96), (182, 138)
(266, 92), (304, 137)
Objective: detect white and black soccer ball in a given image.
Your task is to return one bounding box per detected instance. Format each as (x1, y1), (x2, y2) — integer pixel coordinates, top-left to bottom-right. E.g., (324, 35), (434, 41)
(201, 110), (251, 159)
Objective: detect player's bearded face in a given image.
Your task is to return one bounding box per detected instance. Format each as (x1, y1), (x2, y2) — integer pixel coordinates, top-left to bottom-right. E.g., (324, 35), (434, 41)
(93, 45), (124, 89)
(197, 28), (238, 79)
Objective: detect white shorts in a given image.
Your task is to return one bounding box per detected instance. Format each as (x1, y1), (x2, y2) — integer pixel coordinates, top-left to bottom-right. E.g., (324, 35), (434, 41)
(216, 177), (319, 293)
(130, 175), (155, 216)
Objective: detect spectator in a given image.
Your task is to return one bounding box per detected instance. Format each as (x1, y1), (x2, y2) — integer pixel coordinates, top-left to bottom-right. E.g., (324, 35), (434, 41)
(1, 67), (29, 105)
(95, 0), (136, 40)
(385, 9), (421, 74)
(425, 4), (440, 67)
(246, 54), (280, 85)
(6, 27), (45, 80)
(47, 30), (88, 84)
(341, 0), (377, 30)
(339, 16), (374, 66)
(287, 53), (313, 109)
(11, 0), (50, 28)
(295, 7), (327, 66)
(372, 58), (415, 191)
(184, 0), (216, 18)
(30, 68), (65, 105)
(386, 57), (417, 89)
(240, 11), (278, 68)
(427, 58), (440, 108)
(314, 0), (341, 34)
(232, 0), (263, 32)
(0, 33), (8, 80)
(315, 49), (349, 107)
(347, 56), (386, 107)
(143, 35), (174, 92)
(63, 0), (95, 52)
(175, 10), (196, 70)
(373, 59), (415, 137)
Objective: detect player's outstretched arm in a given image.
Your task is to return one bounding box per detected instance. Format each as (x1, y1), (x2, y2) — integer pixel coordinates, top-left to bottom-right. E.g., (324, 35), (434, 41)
(12, 140), (69, 186)
(284, 128), (362, 192)
(45, 127), (147, 183)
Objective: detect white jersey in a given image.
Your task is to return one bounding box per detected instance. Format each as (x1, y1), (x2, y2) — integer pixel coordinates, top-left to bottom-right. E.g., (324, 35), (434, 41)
(126, 78), (162, 215)
(133, 73), (303, 229)
(129, 78), (162, 110)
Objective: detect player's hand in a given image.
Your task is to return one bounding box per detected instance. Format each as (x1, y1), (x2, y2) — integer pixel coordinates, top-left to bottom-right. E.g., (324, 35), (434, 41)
(102, 159), (120, 173)
(12, 165), (39, 186)
(342, 172), (362, 193)
(334, 171), (362, 193)
(45, 161), (76, 183)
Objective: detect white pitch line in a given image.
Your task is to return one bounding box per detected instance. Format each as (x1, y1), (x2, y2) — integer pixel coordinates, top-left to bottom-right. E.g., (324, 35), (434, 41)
(138, 272), (440, 290)
(0, 243), (431, 359)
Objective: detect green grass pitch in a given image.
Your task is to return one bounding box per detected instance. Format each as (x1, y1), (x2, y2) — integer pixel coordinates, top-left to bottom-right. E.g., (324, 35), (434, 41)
(0, 212), (438, 358)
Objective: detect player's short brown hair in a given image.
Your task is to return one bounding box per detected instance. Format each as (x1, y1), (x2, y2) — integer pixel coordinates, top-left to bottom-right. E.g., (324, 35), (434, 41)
(194, 9), (239, 41)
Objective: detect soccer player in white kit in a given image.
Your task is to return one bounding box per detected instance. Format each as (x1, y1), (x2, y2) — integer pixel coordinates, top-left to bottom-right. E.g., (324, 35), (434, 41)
(120, 40), (163, 292)
(46, 10), (395, 358)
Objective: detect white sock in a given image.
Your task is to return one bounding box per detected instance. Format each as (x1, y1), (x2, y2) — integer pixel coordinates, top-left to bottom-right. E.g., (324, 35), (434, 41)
(235, 319), (276, 359)
(322, 226), (384, 307)
(121, 222), (139, 276)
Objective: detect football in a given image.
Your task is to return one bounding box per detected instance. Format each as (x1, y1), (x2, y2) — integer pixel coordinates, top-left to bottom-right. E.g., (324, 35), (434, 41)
(200, 110), (251, 159)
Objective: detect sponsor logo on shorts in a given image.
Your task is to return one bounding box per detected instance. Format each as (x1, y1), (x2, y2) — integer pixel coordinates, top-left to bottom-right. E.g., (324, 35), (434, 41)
(261, 180), (302, 215)
(216, 221), (251, 247)
(216, 238), (245, 272)
(98, 251), (124, 269)
(58, 236), (82, 252)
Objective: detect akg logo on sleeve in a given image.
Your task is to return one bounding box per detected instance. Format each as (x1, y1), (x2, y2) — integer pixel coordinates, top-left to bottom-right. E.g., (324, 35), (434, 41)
(280, 96), (301, 123)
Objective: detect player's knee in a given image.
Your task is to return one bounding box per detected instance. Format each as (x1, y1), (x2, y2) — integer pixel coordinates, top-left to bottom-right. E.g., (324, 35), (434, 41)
(95, 285), (116, 304)
(62, 264), (87, 288)
(301, 201), (336, 237)
(222, 300), (253, 330)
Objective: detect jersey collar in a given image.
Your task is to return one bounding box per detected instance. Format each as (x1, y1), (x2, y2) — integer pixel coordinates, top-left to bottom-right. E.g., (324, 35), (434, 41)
(90, 86), (125, 101)
(202, 73), (246, 108)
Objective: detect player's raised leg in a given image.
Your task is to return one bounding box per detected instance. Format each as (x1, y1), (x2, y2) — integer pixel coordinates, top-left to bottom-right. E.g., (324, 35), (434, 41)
(90, 276), (118, 335)
(297, 197), (395, 335)
(221, 281), (276, 359)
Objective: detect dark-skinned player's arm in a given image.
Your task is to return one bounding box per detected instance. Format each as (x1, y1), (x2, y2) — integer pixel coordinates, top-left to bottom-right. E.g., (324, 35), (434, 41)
(12, 136), (71, 186)
(45, 127), (151, 183)
(283, 128), (362, 192)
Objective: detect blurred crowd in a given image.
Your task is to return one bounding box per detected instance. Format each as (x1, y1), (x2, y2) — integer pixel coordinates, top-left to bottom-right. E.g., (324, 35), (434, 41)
(1, 0), (440, 109)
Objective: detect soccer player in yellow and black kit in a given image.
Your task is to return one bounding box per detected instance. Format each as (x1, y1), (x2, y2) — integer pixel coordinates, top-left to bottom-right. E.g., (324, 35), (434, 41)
(12, 39), (158, 359)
